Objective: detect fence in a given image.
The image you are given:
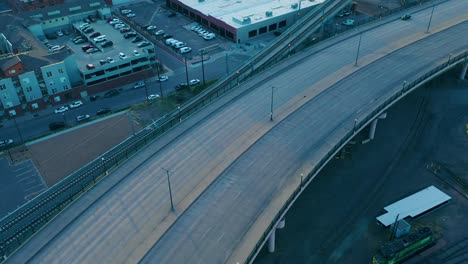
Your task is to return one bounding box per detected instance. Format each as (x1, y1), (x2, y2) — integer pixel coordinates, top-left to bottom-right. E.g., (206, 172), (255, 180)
(245, 51), (468, 264)
(0, 0), (453, 259)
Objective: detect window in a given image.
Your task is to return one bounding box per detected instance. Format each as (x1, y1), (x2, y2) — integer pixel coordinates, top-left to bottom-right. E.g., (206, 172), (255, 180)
(259, 26), (267, 34)
(226, 31), (234, 39)
(46, 71), (52, 77)
(63, 85), (69, 90)
(248, 30), (257, 38)
(26, 87), (32, 92)
(52, 89), (57, 94)
(279, 20), (286, 28)
(0, 84), (6, 90)
(269, 24), (277, 31)
(58, 68), (64, 73)
(9, 69), (16, 74)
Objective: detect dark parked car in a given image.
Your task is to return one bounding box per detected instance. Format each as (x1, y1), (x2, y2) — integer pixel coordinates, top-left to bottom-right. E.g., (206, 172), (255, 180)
(163, 34), (173, 39)
(120, 28), (131, 33)
(101, 40), (113, 48)
(49, 122), (66, 131)
(124, 32), (137, 39)
(89, 32), (101, 38)
(168, 12), (176, 18)
(90, 95), (100, 101)
(104, 90), (119, 98)
(96, 108), (111, 115)
(131, 36), (142, 43)
(175, 83), (188, 91)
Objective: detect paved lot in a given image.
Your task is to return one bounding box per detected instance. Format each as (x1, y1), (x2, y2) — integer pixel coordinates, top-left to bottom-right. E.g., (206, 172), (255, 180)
(0, 158), (46, 219)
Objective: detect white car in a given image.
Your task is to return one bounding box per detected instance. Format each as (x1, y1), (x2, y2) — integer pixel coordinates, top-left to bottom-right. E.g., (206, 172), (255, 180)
(54, 105), (69, 114)
(109, 19), (120, 25)
(126, 13), (136, 18)
(69, 100), (83, 108)
(155, 30), (165, 36)
(146, 25), (157, 30)
(179, 47), (191, 54)
(93, 35), (106, 42)
(203, 33), (215, 40)
(147, 94), (160, 100)
(132, 50), (140, 56)
(121, 9), (132, 14)
(106, 57), (115, 63)
(342, 19), (355, 26)
(189, 79), (200, 86)
(134, 81), (145, 89)
(114, 23), (126, 29)
(76, 114), (91, 122)
(119, 52), (127, 59)
(79, 23), (90, 29)
(0, 139), (14, 147)
(158, 75), (168, 82)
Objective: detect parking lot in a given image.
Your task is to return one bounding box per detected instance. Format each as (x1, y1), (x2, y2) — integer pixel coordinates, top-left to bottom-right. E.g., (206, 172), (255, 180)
(0, 158), (46, 219)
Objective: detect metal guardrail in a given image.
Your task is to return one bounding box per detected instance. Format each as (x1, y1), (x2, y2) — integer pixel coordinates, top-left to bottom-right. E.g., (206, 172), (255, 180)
(0, 0), (445, 259)
(245, 51), (468, 263)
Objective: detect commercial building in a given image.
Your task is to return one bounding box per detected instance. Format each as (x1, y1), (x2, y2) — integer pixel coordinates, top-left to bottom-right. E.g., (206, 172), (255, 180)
(167, 0), (325, 43)
(8, 0), (65, 12)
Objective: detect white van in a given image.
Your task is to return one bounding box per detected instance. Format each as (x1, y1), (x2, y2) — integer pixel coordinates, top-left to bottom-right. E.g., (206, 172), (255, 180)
(165, 38), (177, 45)
(179, 47), (192, 54)
(93, 35), (106, 42)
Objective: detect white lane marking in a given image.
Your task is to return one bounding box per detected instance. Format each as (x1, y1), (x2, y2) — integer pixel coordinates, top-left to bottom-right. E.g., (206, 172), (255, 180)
(217, 232), (225, 242)
(15, 169), (32, 177)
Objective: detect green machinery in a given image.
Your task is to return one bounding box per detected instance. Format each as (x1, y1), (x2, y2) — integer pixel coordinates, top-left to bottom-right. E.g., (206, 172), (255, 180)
(373, 227), (434, 264)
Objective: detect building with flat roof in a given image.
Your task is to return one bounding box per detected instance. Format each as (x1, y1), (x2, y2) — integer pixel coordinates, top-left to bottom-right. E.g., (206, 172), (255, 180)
(167, 0), (325, 43)
(8, 0), (65, 12)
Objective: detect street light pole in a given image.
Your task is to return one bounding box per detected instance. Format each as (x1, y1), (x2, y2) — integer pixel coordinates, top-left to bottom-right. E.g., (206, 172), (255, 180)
(184, 55), (189, 88)
(161, 167), (175, 211)
(354, 33), (362, 66)
(156, 61), (163, 98)
(12, 116), (24, 144)
(270, 86), (275, 121)
(200, 49), (206, 86)
(426, 4), (435, 33)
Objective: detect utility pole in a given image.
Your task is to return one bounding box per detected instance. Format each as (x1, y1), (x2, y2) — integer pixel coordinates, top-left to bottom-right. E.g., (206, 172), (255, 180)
(270, 86), (275, 121)
(161, 167), (175, 211)
(225, 52), (229, 75)
(200, 49), (206, 86)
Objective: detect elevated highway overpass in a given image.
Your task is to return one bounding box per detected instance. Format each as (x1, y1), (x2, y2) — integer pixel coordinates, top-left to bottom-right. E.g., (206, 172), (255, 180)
(5, 1), (468, 263)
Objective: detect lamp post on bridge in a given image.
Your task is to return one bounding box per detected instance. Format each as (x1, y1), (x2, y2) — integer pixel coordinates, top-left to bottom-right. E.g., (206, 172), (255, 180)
(161, 167), (175, 211)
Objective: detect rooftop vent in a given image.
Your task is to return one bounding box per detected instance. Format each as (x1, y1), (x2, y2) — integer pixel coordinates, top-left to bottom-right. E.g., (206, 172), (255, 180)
(265, 11), (272, 17)
(291, 3), (298, 9)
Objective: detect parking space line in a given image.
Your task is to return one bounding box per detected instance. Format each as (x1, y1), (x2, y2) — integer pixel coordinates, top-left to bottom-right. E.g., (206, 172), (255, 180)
(24, 184), (46, 193)
(15, 169), (33, 177)
(18, 175), (35, 182)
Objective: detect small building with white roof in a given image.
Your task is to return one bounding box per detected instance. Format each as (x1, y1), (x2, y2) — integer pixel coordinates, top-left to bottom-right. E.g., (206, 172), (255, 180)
(167, 0), (326, 43)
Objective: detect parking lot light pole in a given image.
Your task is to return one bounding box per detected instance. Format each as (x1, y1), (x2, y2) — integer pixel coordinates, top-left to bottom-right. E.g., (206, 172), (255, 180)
(161, 167), (175, 211)
(156, 61), (163, 98)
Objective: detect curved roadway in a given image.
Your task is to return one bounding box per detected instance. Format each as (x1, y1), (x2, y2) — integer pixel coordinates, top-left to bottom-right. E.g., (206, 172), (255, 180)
(7, 1), (468, 264)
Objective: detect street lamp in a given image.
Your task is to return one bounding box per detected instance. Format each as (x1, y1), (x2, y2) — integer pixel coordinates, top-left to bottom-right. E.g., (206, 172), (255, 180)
(156, 60), (164, 98)
(200, 49), (206, 86)
(161, 167), (175, 211)
(354, 33), (363, 66)
(270, 86), (275, 121)
(184, 55), (189, 88)
(101, 157), (107, 174)
(426, 4), (435, 33)
(12, 115), (24, 144)
(353, 118), (358, 132)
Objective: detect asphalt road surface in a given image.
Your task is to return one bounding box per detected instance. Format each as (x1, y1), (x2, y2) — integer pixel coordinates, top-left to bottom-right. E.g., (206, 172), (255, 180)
(6, 1), (468, 263)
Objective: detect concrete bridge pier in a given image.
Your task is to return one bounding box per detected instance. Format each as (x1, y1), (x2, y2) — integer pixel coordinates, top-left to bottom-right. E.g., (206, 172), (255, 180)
(460, 61), (468, 80)
(362, 113), (387, 144)
(267, 217), (286, 253)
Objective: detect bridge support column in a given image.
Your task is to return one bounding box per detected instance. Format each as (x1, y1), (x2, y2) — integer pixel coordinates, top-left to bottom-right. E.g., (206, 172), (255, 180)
(277, 218), (286, 229)
(460, 62), (468, 80)
(268, 229), (276, 253)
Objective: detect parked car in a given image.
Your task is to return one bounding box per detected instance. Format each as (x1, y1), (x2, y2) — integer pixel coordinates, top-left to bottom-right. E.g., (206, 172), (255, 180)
(126, 13), (136, 18)
(104, 90), (119, 97)
(74, 38), (86, 44)
(56, 30), (63, 37)
(76, 114), (91, 122)
(79, 23), (90, 29)
(82, 44), (94, 51)
(119, 52), (127, 60)
(101, 40), (113, 48)
(96, 108), (111, 115)
(132, 50), (140, 56)
(86, 64), (95, 70)
(83, 27), (94, 33)
(99, 59), (107, 65)
(400, 14), (412, 20)
(342, 19), (355, 26)
(179, 47), (192, 54)
(0, 139), (13, 147)
(89, 32), (101, 38)
(163, 34), (173, 39)
(174, 42), (187, 49)
(90, 95), (100, 101)
(124, 32), (137, 39)
(106, 57), (115, 63)
(86, 48), (99, 54)
(69, 100), (83, 108)
(203, 33), (215, 40)
(137, 41), (150, 47)
(147, 94), (160, 100)
(120, 27), (131, 33)
(121, 9), (132, 14)
(54, 106), (69, 114)
(133, 81), (145, 89)
(109, 19), (120, 25)
(114, 23), (126, 29)
(63, 29), (70, 35)
(93, 35), (106, 42)
(146, 25), (157, 30)
(131, 36), (142, 43)
(175, 83), (188, 90)
(189, 79), (200, 86)
(158, 75), (168, 82)
(49, 122), (65, 131)
(155, 30), (165, 36)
